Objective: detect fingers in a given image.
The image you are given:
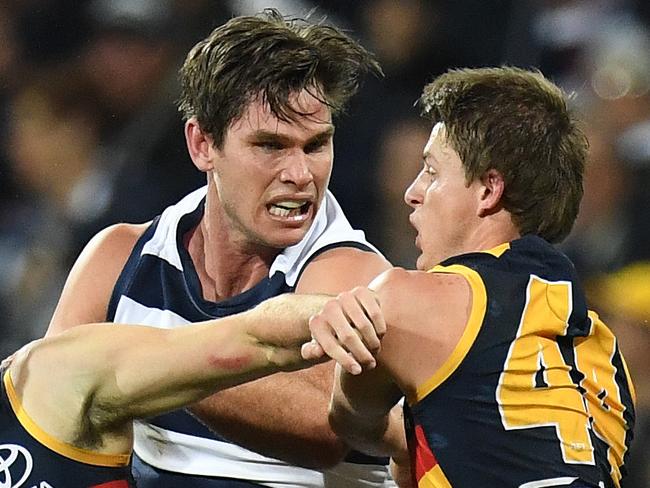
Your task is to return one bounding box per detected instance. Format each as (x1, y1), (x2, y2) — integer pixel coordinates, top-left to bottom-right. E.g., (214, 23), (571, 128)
(300, 338), (325, 361)
(338, 287), (386, 351)
(308, 313), (366, 375)
(308, 287), (386, 375)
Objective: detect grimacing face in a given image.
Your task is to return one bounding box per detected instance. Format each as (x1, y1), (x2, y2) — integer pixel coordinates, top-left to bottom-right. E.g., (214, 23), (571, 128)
(404, 122), (484, 270)
(206, 90), (334, 250)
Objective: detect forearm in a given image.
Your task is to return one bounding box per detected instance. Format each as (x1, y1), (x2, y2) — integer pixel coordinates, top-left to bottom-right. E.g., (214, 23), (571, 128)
(99, 293), (331, 419)
(329, 394), (406, 459)
(189, 361), (349, 468)
(328, 365), (406, 459)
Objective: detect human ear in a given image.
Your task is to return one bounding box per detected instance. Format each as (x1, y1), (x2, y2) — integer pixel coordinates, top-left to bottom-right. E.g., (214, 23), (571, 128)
(185, 117), (214, 172)
(477, 169), (505, 216)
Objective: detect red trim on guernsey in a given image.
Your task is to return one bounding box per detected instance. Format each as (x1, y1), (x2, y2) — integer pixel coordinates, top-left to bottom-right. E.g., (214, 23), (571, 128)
(414, 424), (439, 482)
(90, 481), (130, 488)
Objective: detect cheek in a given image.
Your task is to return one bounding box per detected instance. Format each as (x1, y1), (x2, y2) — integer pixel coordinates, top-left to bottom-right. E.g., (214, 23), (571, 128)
(311, 155), (333, 189)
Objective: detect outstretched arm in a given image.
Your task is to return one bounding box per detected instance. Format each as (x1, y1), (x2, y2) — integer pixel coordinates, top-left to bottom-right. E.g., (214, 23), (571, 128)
(10, 293), (381, 455)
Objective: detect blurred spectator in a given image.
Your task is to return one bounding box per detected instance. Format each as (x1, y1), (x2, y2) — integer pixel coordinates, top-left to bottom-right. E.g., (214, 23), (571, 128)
(331, 0), (515, 233)
(370, 117), (431, 267)
(65, 0), (217, 253)
(560, 107), (635, 277)
(331, 0), (449, 232)
(1, 64), (102, 355)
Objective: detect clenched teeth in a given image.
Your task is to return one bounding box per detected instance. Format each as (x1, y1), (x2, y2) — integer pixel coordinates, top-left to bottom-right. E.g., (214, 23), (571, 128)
(274, 201), (304, 209)
(268, 201), (309, 218)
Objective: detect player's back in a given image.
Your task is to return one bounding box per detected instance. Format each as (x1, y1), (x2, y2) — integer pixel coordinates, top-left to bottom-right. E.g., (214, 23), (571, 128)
(405, 235), (635, 488)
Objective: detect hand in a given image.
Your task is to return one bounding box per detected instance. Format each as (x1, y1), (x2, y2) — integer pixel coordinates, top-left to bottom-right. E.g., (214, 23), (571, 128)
(301, 287), (386, 375)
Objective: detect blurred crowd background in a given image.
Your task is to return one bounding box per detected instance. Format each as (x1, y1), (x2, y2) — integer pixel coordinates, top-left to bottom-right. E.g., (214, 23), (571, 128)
(0, 0), (648, 484)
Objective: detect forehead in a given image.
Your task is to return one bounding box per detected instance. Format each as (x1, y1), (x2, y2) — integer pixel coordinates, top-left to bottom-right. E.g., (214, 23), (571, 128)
(230, 89), (333, 136)
(423, 122), (447, 156)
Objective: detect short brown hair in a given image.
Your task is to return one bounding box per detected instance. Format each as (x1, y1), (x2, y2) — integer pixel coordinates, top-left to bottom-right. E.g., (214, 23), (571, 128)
(419, 66), (588, 243)
(178, 8), (381, 148)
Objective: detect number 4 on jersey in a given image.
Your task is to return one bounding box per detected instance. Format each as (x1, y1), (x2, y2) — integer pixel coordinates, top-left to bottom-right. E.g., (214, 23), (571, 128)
(496, 275), (628, 475)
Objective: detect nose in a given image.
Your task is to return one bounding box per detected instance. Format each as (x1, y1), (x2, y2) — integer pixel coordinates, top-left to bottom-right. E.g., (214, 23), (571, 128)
(279, 151), (313, 188)
(404, 171), (424, 208)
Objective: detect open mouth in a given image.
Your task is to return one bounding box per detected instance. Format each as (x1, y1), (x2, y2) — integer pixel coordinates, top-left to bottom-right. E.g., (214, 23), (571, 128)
(267, 200), (312, 221)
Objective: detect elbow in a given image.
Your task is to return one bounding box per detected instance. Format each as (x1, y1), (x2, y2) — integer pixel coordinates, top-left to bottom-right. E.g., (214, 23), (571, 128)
(283, 418), (349, 469)
(300, 428), (350, 469)
(327, 402), (388, 458)
(328, 407), (353, 444)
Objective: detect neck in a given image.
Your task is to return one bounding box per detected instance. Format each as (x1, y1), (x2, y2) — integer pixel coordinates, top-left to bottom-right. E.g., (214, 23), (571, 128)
(187, 207), (278, 302)
(467, 212), (521, 253)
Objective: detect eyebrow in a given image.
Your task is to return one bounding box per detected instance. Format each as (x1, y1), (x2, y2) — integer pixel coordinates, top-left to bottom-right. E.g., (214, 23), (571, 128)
(422, 149), (436, 164)
(249, 126), (335, 146)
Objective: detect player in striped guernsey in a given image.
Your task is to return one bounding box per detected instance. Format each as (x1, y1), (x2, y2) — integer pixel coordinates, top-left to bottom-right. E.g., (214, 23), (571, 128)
(308, 67), (636, 488)
(45, 8), (395, 488)
(2, 292), (385, 488)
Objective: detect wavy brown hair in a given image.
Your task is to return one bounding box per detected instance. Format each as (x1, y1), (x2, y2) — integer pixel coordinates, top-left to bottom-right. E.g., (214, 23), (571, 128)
(178, 8), (381, 148)
(419, 66), (588, 243)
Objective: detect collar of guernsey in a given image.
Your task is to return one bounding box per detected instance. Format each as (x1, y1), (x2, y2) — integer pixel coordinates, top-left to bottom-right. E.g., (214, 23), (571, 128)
(140, 185), (383, 287)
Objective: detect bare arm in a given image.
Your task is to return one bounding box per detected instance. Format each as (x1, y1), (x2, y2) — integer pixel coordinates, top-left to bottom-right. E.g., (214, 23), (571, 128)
(46, 223), (147, 336)
(320, 268), (471, 483)
(189, 247), (391, 468)
(11, 294), (332, 455)
(329, 363), (405, 458)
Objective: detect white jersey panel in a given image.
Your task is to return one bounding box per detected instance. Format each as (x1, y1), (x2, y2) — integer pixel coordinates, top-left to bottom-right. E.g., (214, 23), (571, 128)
(134, 423), (394, 487)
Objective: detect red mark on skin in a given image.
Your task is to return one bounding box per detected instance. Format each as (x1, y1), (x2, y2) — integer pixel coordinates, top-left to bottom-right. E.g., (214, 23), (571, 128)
(207, 353), (254, 372)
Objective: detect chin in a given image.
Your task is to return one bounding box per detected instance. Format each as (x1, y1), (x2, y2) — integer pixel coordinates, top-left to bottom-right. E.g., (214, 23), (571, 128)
(415, 254), (430, 271)
(269, 228), (310, 249)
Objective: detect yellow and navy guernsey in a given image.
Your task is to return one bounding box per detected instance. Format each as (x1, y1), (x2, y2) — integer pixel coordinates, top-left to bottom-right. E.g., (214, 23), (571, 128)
(406, 235), (635, 488)
(0, 367), (134, 488)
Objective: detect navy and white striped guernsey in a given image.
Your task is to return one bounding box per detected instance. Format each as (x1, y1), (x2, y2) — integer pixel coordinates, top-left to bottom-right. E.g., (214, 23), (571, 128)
(107, 186), (396, 487)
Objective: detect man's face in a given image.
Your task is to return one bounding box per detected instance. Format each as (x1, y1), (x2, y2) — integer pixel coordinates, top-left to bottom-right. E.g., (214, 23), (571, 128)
(208, 89), (334, 250)
(404, 123), (483, 270)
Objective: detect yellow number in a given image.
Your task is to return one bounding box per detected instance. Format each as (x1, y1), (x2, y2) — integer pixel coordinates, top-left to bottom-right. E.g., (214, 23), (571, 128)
(497, 276), (594, 464)
(575, 313), (629, 485)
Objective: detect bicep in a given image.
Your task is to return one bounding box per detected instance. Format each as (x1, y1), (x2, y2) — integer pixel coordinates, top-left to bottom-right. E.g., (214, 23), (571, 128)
(371, 268), (473, 400)
(46, 223), (146, 336)
(332, 363), (402, 417)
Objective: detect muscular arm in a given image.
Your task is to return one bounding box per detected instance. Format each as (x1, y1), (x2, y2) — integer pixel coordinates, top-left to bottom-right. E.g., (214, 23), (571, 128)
(46, 223), (147, 336)
(327, 268), (471, 460)
(190, 247), (391, 468)
(11, 294), (331, 454)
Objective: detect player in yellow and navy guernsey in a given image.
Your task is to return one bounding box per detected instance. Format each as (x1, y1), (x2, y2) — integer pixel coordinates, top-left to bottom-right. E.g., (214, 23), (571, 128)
(402, 235), (635, 487)
(306, 67), (636, 488)
(0, 294), (384, 487)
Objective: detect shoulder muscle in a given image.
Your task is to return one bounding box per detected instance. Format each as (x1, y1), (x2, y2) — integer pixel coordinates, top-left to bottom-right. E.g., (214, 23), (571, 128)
(371, 268), (473, 399)
(46, 223), (148, 336)
(296, 247), (391, 294)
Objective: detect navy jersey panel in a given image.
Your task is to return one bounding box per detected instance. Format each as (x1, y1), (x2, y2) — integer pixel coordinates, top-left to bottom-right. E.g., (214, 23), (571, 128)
(0, 368), (135, 488)
(406, 235), (635, 488)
